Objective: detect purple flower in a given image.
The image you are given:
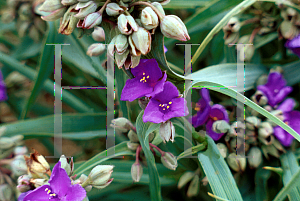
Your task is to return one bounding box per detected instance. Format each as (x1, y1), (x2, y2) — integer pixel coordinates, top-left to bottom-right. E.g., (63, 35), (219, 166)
(273, 98), (300, 147)
(22, 161), (86, 201)
(285, 34), (300, 57)
(143, 81), (188, 123)
(257, 72), (292, 107)
(0, 70), (7, 101)
(190, 89), (229, 141)
(121, 59), (167, 102)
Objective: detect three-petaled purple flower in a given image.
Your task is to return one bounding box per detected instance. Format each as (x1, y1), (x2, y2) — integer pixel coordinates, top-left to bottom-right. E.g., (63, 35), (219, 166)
(121, 59), (167, 102)
(22, 161), (86, 201)
(273, 98), (300, 147)
(285, 34), (300, 57)
(191, 88), (229, 141)
(0, 69), (7, 101)
(143, 81), (188, 123)
(257, 72), (292, 108)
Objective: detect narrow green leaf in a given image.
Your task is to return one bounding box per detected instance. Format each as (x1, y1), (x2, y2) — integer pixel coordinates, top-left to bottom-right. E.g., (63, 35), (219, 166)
(198, 137), (243, 200)
(74, 141), (134, 175)
(136, 111), (162, 201)
(282, 60), (300, 86)
(115, 67), (129, 119)
(21, 21), (64, 119)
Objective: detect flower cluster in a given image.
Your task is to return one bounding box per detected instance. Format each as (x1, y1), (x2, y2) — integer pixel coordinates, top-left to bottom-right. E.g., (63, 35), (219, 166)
(38, 0), (190, 69)
(0, 0), (47, 42)
(121, 59), (188, 142)
(222, 1), (300, 60)
(17, 151), (114, 201)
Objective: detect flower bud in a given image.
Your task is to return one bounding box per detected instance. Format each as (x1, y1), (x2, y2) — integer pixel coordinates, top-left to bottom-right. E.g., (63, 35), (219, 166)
(92, 26), (105, 42)
(240, 45), (255, 62)
(245, 116), (261, 130)
(138, 97), (149, 110)
(30, 178), (47, 188)
(212, 120), (230, 134)
(38, 0), (64, 12)
(127, 142), (139, 151)
(117, 14), (138, 35)
(160, 15), (190, 41)
(110, 117), (133, 133)
(17, 175), (32, 192)
(161, 152), (177, 170)
(141, 7), (159, 30)
(24, 150), (50, 178)
(128, 130), (139, 143)
(131, 162), (143, 182)
(75, 1), (97, 19)
(258, 122), (273, 138)
(261, 144), (279, 158)
(88, 165), (114, 189)
(159, 121), (175, 143)
(59, 155), (72, 176)
(229, 121), (245, 137)
(279, 20), (299, 40)
(131, 27), (151, 55)
(177, 171), (194, 189)
(151, 2), (165, 16)
(41, 7), (67, 21)
(187, 175), (199, 197)
(251, 90), (268, 106)
(0, 137), (16, 150)
(81, 12), (102, 29)
(115, 50), (129, 68)
(224, 32), (239, 45)
(14, 146), (28, 156)
(216, 143), (228, 158)
(106, 3), (126, 16)
(59, 5), (79, 35)
(0, 184), (13, 201)
(115, 34), (128, 54)
(87, 43), (106, 57)
(11, 155), (27, 177)
(223, 17), (240, 33)
(61, 0), (78, 6)
(248, 147), (262, 168)
(227, 153), (246, 172)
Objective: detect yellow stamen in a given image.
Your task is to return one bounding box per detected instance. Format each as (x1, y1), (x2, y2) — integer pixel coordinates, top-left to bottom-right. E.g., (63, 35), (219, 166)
(45, 188), (48, 192)
(213, 117), (218, 121)
(47, 190), (51, 194)
(163, 108), (165, 110)
(143, 73), (145, 75)
(169, 102), (172, 104)
(167, 106), (169, 109)
(147, 76), (149, 78)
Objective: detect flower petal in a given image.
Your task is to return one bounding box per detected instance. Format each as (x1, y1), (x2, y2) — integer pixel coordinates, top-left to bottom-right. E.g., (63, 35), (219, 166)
(120, 77), (153, 101)
(146, 71), (167, 98)
(274, 86), (293, 106)
(49, 161), (71, 197)
(23, 185), (58, 201)
(131, 59), (162, 82)
(277, 98), (295, 113)
(163, 98), (189, 122)
(285, 34), (300, 48)
(152, 81), (179, 103)
(143, 99), (164, 123)
(274, 126), (294, 147)
(210, 104), (229, 122)
(200, 88), (211, 103)
(190, 105), (210, 127)
(62, 184), (86, 201)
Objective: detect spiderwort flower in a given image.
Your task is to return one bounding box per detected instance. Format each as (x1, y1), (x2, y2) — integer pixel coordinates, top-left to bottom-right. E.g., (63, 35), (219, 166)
(121, 59), (167, 102)
(257, 72), (292, 107)
(273, 98), (300, 146)
(22, 161), (86, 201)
(190, 89), (229, 141)
(285, 33), (300, 57)
(143, 81), (188, 123)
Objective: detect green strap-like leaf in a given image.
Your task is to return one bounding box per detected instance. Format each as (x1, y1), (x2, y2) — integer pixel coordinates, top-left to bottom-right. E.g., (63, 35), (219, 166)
(136, 111), (162, 201)
(198, 137), (243, 200)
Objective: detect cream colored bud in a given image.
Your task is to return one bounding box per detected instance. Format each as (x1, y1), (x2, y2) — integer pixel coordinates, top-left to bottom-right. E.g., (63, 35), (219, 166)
(216, 143), (228, 158)
(141, 7), (159, 30)
(131, 27), (151, 55)
(59, 5), (79, 35)
(106, 3), (126, 16)
(81, 12), (102, 29)
(92, 26), (105, 42)
(161, 152), (177, 170)
(258, 122), (274, 138)
(223, 17), (240, 32)
(11, 155), (27, 177)
(89, 165), (114, 189)
(0, 184), (13, 201)
(75, 2), (97, 19)
(131, 162), (143, 182)
(246, 116), (261, 130)
(177, 171), (194, 189)
(160, 15), (190, 41)
(128, 130), (139, 143)
(115, 34), (128, 54)
(251, 90), (268, 106)
(187, 175), (199, 197)
(14, 146), (28, 156)
(227, 153), (246, 172)
(117, 14), (138, 35)
(279, 20), (299, 40)
(127, 142), (140, 151)
(61, 0), (78, 6)
(151, 2), (165, 16)
(212, 120), (230, 134)
(159, 121), (175, 143)
(115, 50), (129, 68)
(224, 32), (239, 45)
(30, 178), (47, 188)
(17, 175), (32, 192)
(38, 0), (63, 12)
(248, 147), (262, 168)
(111, 117), (133, 133)
(59, 155), (71, 176)
(87, 43), (106, 57)
(41, 7), (66, 21)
